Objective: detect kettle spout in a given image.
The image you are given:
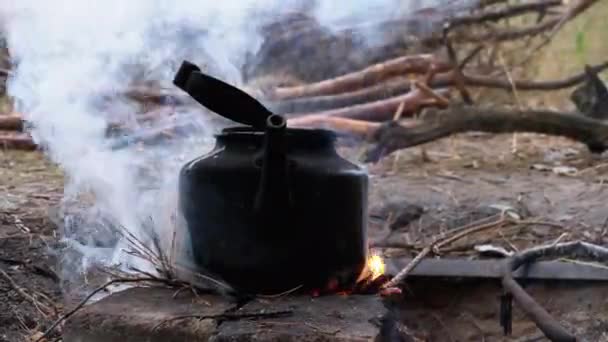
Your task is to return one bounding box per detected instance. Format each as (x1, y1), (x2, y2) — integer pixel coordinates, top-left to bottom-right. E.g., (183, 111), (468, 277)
(254, 114), (291, 221)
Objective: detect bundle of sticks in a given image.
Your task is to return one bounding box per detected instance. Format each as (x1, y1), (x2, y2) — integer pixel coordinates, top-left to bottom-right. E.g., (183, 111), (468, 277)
(2, 0), (606, 156)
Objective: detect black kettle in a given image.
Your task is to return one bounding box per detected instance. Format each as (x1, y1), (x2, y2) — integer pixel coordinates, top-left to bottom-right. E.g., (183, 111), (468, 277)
(174, 61), (369, 295)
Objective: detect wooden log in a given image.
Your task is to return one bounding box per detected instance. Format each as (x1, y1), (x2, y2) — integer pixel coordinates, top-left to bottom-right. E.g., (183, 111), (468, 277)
(0, 114), (23, 131)
(288, 116), (381, 138)
(364, 104), (608, 162)
(285, 88), (451, 123)
(0, 131), (36, 150)
(268, 54), (451, 100)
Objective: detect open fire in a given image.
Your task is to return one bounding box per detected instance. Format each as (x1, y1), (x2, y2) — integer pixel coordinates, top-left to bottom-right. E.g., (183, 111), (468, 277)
(309, 250), (388, 297)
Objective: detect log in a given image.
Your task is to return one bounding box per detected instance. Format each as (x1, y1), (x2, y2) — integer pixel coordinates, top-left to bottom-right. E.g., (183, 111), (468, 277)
(0, 114), (23, 131)
(0, 131), (36, 150)
(364, 104), (608, 162)
(268, 77), (416, 114)
(285, 88), (451, 123)
(287, 116), (381, 138)
(268, 54), (451, 100)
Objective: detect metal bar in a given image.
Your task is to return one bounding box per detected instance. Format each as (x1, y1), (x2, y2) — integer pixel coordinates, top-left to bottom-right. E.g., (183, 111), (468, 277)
(385, 257), (608, 281)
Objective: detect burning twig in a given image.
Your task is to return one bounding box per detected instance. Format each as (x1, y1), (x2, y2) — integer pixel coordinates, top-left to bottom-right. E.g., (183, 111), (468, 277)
(364, 104), (608, 163)
(501, 241), (608, 341)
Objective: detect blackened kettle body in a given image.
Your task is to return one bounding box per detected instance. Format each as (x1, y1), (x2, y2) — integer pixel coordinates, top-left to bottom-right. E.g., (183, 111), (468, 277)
(178, 118), (368, 295)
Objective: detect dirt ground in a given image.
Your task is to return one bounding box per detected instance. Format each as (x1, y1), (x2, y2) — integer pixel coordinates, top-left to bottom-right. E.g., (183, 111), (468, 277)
(2, 132), (608, 341)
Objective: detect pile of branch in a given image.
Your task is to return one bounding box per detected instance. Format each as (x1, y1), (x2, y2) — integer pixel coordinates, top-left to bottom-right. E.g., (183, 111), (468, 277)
(1, 0), (603, 154)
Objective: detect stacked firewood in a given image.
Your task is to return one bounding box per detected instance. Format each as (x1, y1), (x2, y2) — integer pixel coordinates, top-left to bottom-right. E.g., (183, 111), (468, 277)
(1, 0), (604, 154)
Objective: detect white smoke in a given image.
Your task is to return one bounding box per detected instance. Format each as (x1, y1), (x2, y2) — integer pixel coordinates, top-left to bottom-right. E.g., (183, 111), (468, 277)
(0, 0), (476, 295)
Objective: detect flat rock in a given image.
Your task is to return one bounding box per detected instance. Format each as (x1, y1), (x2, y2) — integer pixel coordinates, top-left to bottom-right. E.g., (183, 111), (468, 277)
(62, 287), (391, 342)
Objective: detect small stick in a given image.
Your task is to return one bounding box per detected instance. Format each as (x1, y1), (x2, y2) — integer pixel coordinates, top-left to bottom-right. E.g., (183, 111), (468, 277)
(442, 26), (474, 105)
(383, 214), (507, 288)
(413, 81), (450, 107)
(36, 277), (160, 342)
(496, 51), (523, 154)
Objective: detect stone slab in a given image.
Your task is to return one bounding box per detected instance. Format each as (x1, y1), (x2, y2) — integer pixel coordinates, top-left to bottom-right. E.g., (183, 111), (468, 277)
(62, 287), (391, 342)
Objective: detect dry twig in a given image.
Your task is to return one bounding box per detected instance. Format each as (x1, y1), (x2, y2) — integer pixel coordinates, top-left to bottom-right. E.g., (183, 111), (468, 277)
(35, 277), (161, 342)
(382, 214), (507, 288)
(0, 268), (55, 317)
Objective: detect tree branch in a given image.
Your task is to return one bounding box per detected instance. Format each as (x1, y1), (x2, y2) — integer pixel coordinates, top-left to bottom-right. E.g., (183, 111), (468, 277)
(364, 104), (608, 162)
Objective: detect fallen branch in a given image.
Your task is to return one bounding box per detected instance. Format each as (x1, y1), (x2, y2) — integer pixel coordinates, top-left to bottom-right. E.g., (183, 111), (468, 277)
(502, 241), (608, 341)
(364, 104), (608, 163)
(268, 54), (451, 100)
(0, 114), (23, 131)
(286, 88), (451, 124)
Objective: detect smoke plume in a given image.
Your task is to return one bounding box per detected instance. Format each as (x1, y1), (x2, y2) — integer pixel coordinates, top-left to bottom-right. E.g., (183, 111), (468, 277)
(0, 0), (476, 296)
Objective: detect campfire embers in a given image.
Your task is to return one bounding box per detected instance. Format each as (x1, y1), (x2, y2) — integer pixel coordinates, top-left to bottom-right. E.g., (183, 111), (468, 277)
(309, 251), (390, 297)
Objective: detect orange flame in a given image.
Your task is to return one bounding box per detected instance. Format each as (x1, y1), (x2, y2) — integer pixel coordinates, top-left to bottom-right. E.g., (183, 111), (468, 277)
(357, 251), (386, 283)
(368, 254), (385, 280)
